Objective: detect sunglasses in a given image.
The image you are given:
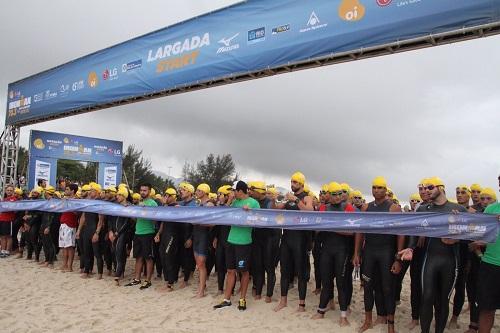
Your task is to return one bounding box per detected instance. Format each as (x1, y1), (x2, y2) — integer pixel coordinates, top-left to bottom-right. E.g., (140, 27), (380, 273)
(342, 190), (348, 194)
(372, 186), (385, 190)
(480, 197), (493, 201)
(456, 191), (467, 195)
(471, 190), (481, 194)
(353, 196), (362, 200)
(320, 191), (327, 195)
(423, 185), (436, 191)
(410, 199), (420, 203)
(330, 192), (343, 196)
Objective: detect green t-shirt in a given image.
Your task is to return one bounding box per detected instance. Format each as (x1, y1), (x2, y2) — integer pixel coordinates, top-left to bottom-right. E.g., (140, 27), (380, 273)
(227, 196), (260, 245)
(482, 202), (500, 266)
(135, 198), (158, 235)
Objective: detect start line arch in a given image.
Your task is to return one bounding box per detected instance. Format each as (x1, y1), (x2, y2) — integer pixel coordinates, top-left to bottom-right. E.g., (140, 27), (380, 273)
(2, 0), (500, 194)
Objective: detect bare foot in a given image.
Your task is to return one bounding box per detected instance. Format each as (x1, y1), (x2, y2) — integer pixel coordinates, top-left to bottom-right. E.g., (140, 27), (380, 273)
(407, 320), (418, 330)
(114, 279), (120, 286)
(194, 292), (206, 298)
(96, 274), (103, 280)
(297, 305), (306, 312)
(179, 281), (186, 289)
(339, 317), (350, 327)
(447, 318), (459, 330)
(47, 264), (54, 269)
(265, 296), (272, 303)
(313, 288), (321, 295)
(80, 273), (90, 279)
(158, 285), (174, 293)
(274, 301), (287, 312)
(374, 316), (387, 326)
(254, 295), (262, 301)
(311, 313), (324, 320)
(358, 321), (373, 333)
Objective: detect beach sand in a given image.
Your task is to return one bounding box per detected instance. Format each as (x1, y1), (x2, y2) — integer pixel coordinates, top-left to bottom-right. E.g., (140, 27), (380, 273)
(1, 255), (499, 333)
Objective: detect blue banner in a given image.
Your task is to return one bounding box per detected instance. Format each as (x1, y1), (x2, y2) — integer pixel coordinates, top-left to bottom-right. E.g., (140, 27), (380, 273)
(1, 199), (498, 242)
(28, 130), (122, 189)
(6, 0), (500, 125)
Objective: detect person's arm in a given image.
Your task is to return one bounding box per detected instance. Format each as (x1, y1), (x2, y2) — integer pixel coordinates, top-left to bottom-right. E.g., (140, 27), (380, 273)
(155, 223), (164, 243)
(352, 233), (363, 267)
(298, 196), (314, 211)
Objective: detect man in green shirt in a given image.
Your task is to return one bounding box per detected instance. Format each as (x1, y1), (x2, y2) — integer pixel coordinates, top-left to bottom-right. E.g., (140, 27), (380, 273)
(214, 181), (260, 311)
(125, 183), (158, 290)
(474, 174), (500, 333)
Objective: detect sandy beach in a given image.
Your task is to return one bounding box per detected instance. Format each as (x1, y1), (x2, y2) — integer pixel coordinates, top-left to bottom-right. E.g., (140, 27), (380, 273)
(1, 255), (499, 333)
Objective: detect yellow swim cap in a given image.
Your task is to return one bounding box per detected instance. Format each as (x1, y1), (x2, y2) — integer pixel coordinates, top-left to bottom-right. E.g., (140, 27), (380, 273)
(456, 185), (471, 193)
(164, 188), (177, 196)
(470, 184), (482, 192)
(117, 187), (129, 198)
(179, 182), (195, 194)
(291, 172), (305, 185)
(340, 183), (350, 193)
(249, 181), (266, 194)
(197, 183), (211, 194)
(328, 182), (342, 193)
(132, 193), (141, 201)
(372, 176), (387, 188)
(427, 177), (445, 187)
(480, 188), (497, 201)
(217, 185), (231, 195)
(410, 193), (421, 201)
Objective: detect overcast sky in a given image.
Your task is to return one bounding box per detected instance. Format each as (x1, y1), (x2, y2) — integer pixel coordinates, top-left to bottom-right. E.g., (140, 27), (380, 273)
(1, 0), (499, 201)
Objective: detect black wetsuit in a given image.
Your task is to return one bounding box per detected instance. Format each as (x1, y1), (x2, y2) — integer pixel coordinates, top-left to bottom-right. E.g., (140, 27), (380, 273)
(82, 212), (104, 274)
(177, 199), (196, 282)
(362, 200), (398, 317)
(416, 201), (467, 333)
(280, 192), (309, 301)
(26, 210), (43, 260)
(40, 211), (57, 264)
(109, 212), (132, 278)
(252, 197), (280, 298)
(214, 224), (231, 292)
(317, 202), (353, 312)
(159, 202), (181, 285)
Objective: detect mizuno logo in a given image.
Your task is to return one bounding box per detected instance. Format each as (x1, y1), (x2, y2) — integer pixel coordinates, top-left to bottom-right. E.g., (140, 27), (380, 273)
(218, 33), (239, 47)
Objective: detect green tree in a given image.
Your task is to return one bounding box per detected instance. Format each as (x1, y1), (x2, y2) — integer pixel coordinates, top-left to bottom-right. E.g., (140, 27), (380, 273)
(182, 153), (237, 192)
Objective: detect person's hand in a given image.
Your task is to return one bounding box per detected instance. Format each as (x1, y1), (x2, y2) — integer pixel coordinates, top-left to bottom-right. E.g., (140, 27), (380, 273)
(352, 254), (361, 267)
(451, 209), (460, 215)
(212, 238), (218, 249)
(23, 223), (30, 232)
(469, 241), (486, 252)
(184, 239), (192, 248)
(108, 231), (115, 243)
(92, 233), (99, 243)
(75, 231), (80, 240)
(154, 234), (160, 243)
(43, 227), (49, 235)
(243, 205), (250, 211)
(398, 248), (414, 261)
(285, 192), (296, 202)
(391, 260), (402, 274)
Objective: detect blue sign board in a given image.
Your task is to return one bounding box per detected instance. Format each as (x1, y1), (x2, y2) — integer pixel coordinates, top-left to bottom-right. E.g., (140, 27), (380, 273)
(5, 0), (500, 126)
(28, 130), (122, 189)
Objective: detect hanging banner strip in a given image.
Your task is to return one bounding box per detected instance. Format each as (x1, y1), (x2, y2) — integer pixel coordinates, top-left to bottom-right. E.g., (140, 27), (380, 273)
(1, 199), (498, 242)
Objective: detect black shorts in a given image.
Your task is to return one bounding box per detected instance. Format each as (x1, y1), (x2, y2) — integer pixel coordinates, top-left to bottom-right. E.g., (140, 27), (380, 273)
(477, 261), (500, 310)
(192, 226), (210, 257)
(225, 243), (251, 272)
(133, 234), (154, 259)
(0, 222), (12, 236)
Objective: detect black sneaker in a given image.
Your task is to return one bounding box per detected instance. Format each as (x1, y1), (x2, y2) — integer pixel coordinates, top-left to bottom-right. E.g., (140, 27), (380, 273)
(139, 280), (152, 290)
(213, 300), (232, 310)
(124, 279), (141, 287)
(237, 298), (247, 311)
